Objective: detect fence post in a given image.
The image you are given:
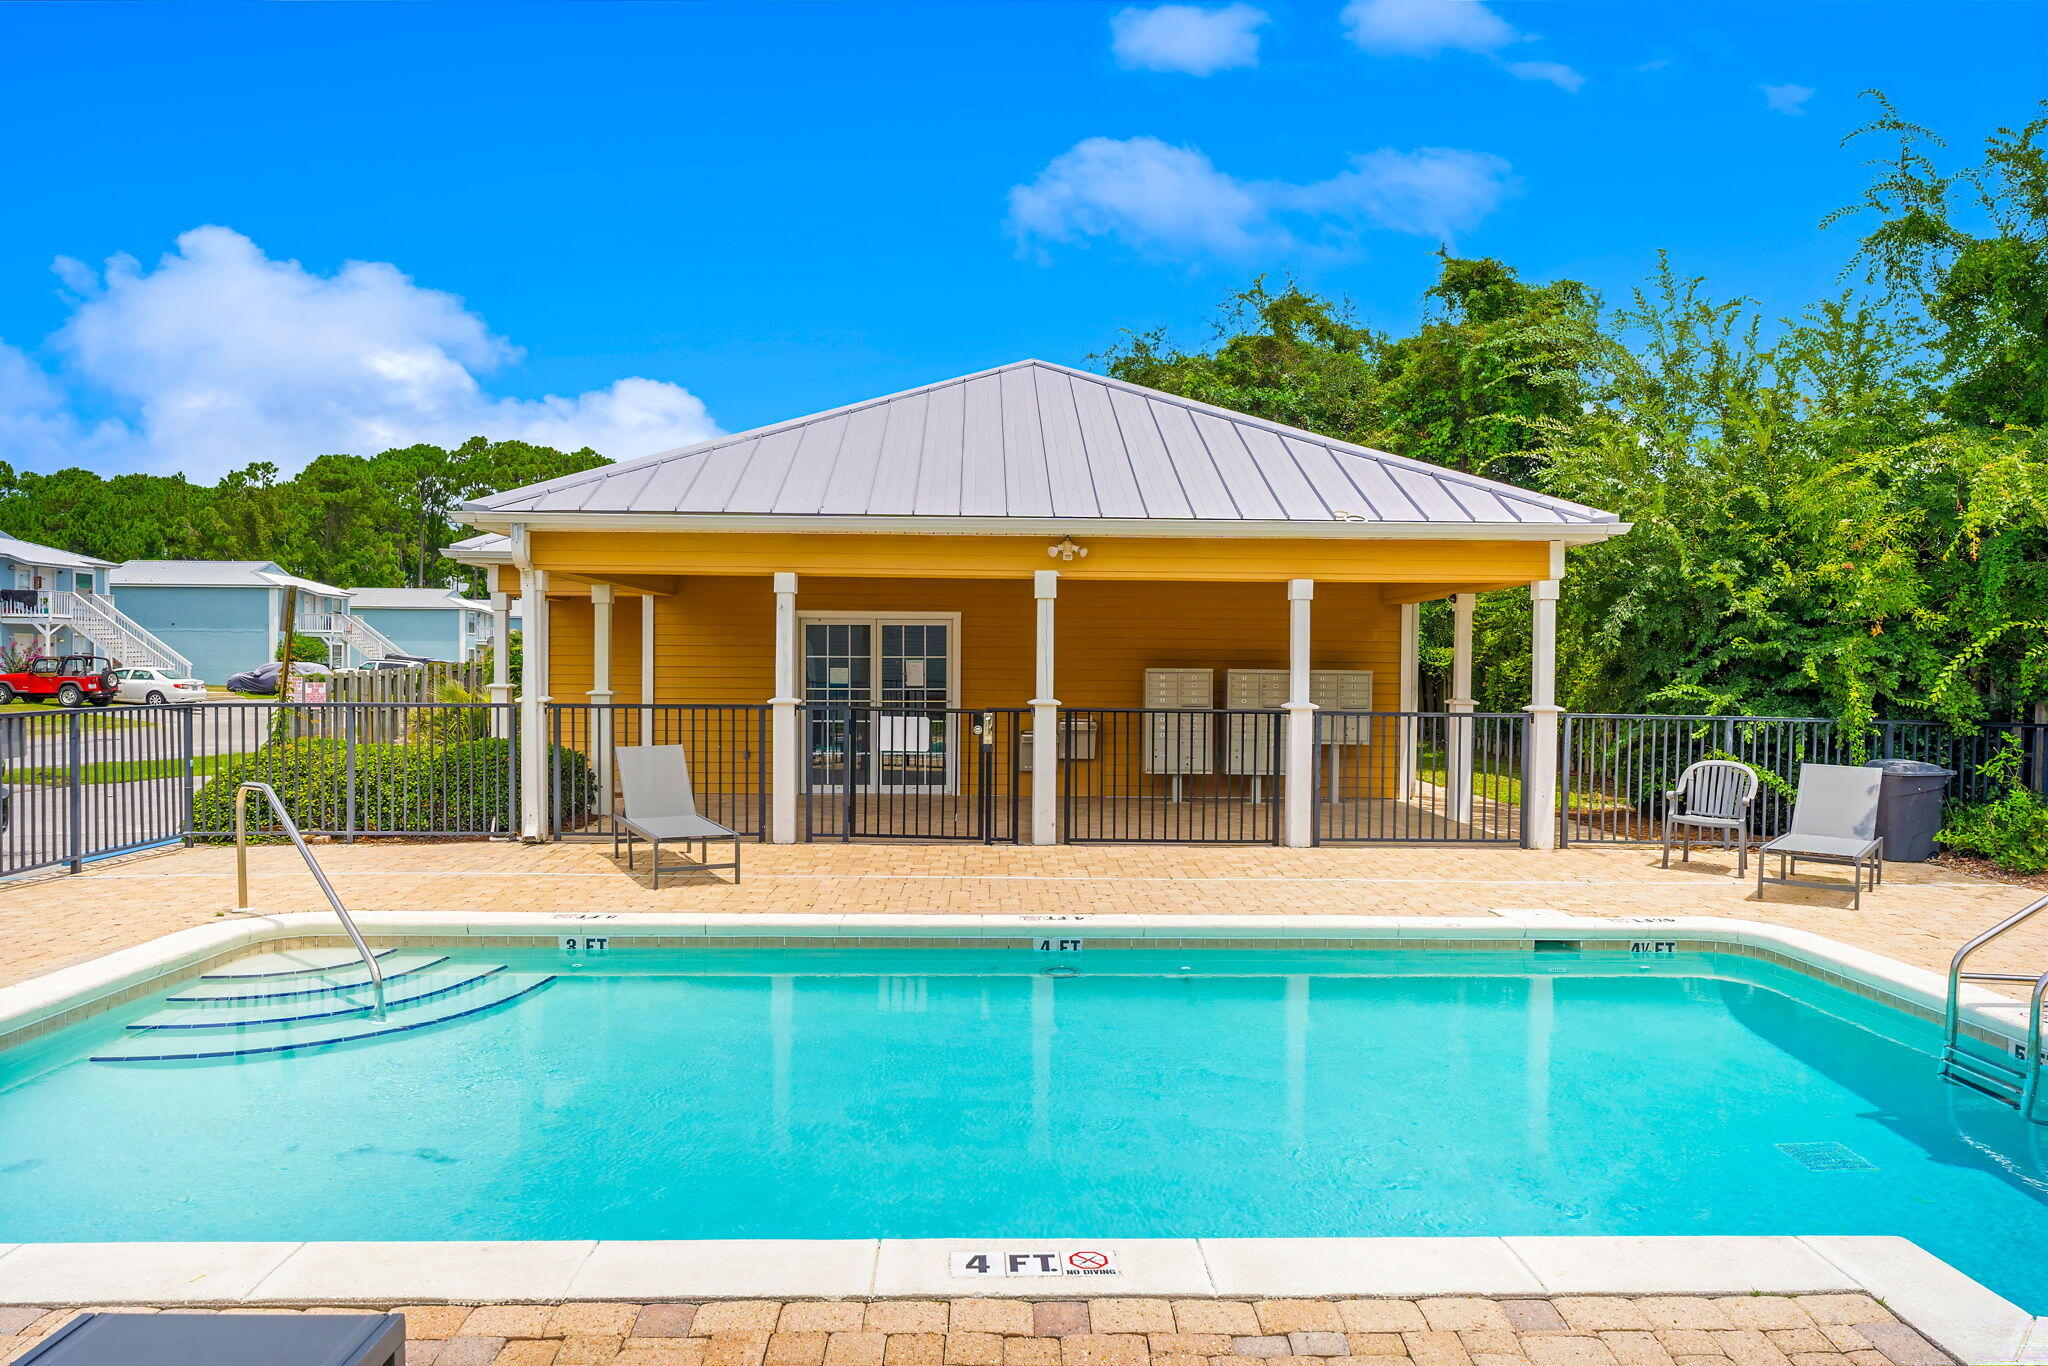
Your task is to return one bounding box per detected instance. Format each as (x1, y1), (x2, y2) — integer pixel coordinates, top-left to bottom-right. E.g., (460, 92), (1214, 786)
(1556, 714), (1573, 848)
(344, 705), (359, 843)
(66, 709), (84, 873)
(181, 703), (197, 844)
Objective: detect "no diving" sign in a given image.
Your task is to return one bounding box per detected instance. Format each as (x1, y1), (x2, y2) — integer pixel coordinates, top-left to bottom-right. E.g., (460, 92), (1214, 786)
(950, 1248), (1119, 1278)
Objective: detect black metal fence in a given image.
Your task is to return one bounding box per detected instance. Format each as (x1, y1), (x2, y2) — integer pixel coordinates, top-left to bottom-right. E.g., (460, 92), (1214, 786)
(548, 703), (770, 841)
(5, 700), (2043, 874)
(1561, 713), (2048, 845)
(1058, 709), (1284, 844)
(1315, 710), (1529, 844)
(801, 704), (1024, 842)
(0, 700), (522, 879)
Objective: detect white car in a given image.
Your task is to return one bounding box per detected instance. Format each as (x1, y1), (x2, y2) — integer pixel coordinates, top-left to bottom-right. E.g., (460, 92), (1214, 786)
(110, 667), (208, 704)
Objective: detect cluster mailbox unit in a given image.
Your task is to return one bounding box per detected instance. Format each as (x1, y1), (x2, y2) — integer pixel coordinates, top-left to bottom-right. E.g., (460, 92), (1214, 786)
(1139, 667), (1374, 800)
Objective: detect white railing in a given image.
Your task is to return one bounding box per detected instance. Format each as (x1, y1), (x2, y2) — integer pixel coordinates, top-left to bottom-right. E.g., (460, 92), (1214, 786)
(70, 594), (193, 675)
(0, 589), (71, 618)
(325, 611), (407, 664)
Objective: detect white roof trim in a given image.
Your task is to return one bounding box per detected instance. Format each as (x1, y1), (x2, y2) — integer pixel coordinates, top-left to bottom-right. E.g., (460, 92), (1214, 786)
(457, 512), (1629, 544)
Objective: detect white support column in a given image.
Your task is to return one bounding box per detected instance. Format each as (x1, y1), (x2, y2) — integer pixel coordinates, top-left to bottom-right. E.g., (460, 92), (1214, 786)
(1283, 578), (1316, 848)
(1397, 601), (1420, 802)
(641, 594), (657, 711)
(1525, 571), (1562, 850)
(769, 572), (800, 844)
(516, 567), (551, 841)
(589, 584), (616, 818)
(488, 591), (514, 739)
(1447, 592), (1477, 827)
(1030, 570), (1059, 846)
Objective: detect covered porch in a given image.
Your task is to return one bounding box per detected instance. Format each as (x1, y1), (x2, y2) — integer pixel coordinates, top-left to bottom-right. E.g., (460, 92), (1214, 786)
(463, 546), (1563, 849)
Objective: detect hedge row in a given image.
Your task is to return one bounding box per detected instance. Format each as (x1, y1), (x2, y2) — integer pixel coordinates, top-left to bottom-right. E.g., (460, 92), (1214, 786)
(192, 737), (597, 835)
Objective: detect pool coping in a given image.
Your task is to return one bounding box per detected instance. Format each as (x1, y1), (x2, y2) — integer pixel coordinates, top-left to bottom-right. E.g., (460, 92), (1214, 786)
(0, 1235), (2039, 1364)
(3, 910), (2046, 1363)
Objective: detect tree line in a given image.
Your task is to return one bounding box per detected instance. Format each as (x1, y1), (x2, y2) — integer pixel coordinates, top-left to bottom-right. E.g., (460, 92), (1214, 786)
(0, 439), (605, 598)
(1104, 97), (2046, 730)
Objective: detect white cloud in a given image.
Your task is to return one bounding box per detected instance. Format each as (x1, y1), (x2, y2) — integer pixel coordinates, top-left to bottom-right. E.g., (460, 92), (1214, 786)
(1341, 0), (1514, 55)
(1340, 0), (1583, 91)
(1008, 137), (1274, 256)
(1008, 137), (1516, 258)
(6, 226), (721, 478)
(1506, 60), (1584, 92)
(1762, 83), (1815, 115)
(1111, 3), (1268, 75)
(1287, 147), (1518, 241)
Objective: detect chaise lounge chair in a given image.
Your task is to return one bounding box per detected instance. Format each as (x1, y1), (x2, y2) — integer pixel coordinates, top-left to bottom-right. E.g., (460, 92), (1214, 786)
(1756, 762), (1883, 909)
(1662, 758), (1760, 876)
(613, 744), (741, 887)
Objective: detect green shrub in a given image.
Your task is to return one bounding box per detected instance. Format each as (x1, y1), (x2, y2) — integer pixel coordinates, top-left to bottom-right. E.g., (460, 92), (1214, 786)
(274, 632), (332, 665)
(407, 681), (489, 747)
(1941, 789), (2048, 875)
(193, 736), (596, 836)
(1938, 738), (2048, 875)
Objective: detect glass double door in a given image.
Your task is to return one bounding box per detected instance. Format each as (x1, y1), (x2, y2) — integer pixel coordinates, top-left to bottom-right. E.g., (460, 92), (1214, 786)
(803, 619), (954, 793)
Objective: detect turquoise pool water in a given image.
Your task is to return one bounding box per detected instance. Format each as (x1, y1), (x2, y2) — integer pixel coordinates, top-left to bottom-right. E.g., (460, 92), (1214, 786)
(2, 944), (2045, 1307)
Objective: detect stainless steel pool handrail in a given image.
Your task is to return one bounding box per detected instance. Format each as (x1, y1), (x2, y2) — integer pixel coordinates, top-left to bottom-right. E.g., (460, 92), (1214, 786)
(1942, 893), (2048, 1119)
(234, 781), (384, 991)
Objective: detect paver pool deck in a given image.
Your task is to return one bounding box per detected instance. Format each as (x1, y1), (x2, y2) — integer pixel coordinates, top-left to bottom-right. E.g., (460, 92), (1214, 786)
(5, 840), (2044, 990)
(0, 1294), (1962, 1366)
(5, 842), (2045, 1362)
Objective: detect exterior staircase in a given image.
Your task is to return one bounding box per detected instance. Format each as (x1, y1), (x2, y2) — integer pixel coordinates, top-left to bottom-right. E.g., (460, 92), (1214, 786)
(323, 611), (408, 666)
(68, 594), (193, 675)
(93, 948), (556, 1062)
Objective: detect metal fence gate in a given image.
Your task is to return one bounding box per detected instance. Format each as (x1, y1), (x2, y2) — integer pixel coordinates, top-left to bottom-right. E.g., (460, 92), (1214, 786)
(802, 704), (1024, 842)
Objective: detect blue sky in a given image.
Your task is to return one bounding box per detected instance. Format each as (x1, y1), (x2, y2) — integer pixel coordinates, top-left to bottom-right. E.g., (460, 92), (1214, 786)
(2, 0), (2043, 480)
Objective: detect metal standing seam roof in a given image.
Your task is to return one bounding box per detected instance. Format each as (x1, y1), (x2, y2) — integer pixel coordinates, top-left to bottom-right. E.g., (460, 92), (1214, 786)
(0, 534), (117, 571)
(460, 359), (1620, 529)
(110, 560), (353, 597)
(347, 587), (491, 612)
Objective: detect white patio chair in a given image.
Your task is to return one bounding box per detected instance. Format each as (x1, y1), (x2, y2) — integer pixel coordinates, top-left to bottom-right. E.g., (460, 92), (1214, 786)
(1756, 763), (1883, 910)
(1661, 759), (1760, 876)
(613, 744), (741, 887)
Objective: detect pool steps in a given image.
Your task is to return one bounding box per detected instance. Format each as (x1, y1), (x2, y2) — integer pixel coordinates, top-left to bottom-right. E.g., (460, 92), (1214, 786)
(195, 948), (406, 981)
(126, 966), (510, 1030)
(91, 969), (556, 1062)
(164, 953), (451, 1003)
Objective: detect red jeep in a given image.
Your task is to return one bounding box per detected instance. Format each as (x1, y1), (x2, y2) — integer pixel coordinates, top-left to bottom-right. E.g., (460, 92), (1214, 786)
(0, 654), (119, 707)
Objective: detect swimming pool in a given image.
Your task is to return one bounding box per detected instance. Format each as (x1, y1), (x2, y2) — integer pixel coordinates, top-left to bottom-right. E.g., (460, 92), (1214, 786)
(3, 939), (2045, 1308)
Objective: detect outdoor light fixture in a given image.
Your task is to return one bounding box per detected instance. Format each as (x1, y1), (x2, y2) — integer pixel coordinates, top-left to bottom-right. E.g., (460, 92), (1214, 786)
(1047, 536), (1089, 561)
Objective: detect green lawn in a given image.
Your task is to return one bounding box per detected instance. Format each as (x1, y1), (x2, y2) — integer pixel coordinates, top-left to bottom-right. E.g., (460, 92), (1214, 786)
(10, 753), (235, 786)
(0, 701), (147, 728)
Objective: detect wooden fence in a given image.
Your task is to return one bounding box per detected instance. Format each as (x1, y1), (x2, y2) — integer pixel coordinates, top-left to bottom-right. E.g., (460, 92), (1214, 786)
(328, 660), (488, 704)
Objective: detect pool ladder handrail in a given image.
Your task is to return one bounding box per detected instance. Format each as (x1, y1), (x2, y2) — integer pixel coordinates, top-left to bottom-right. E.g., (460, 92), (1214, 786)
(1942, 893), (2048, 1119)
(233, 781), (385, 995)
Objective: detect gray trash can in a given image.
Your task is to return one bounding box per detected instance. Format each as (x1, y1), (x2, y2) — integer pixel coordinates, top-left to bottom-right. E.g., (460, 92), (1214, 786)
(1861, 758), (1955, 862)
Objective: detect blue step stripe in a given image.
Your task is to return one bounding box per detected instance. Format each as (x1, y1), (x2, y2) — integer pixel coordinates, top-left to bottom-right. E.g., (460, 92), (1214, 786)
(93, 977), (558, 1063)
(130, 967), (509, 1030)
(166, 956), (450, 1004)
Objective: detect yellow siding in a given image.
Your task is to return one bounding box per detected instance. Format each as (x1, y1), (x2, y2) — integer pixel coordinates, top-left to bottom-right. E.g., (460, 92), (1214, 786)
(522, 530), (1553, 584)
(545, 574), (1395, 709)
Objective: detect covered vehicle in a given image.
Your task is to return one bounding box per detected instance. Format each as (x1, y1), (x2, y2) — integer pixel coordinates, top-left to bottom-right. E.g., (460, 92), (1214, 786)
(110, 666), (208, 704)
(0, 654), (118, 707)
(225, 660), (333, 696)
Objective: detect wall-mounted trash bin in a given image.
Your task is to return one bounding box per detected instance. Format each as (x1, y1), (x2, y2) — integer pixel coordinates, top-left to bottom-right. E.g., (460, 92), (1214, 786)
(1861, 758), (1955, 862)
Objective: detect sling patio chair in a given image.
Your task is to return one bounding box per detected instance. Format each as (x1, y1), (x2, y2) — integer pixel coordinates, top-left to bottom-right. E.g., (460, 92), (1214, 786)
(1661, 758), (1761, 876)
(613, 744), (741, 887)
(1756, 762), (1883, 910)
